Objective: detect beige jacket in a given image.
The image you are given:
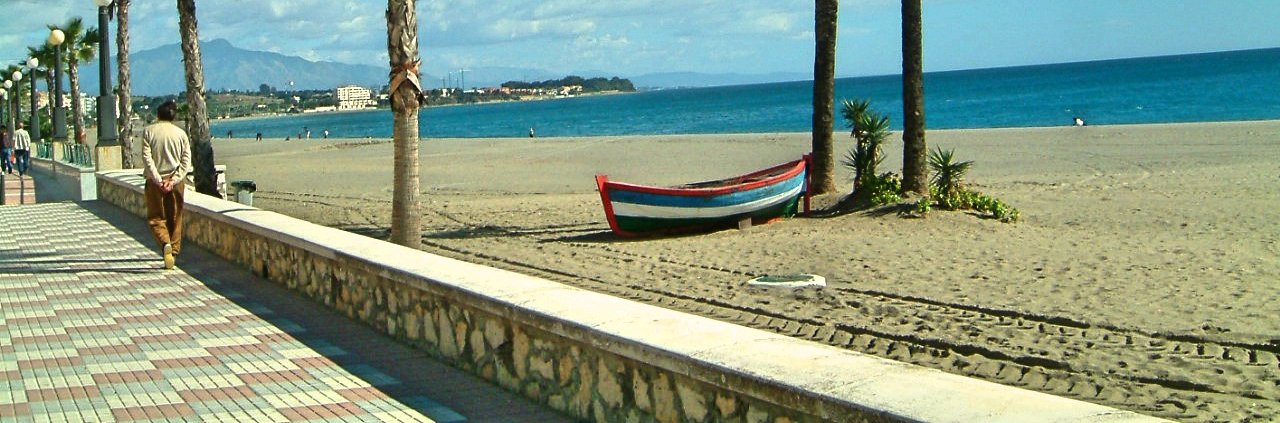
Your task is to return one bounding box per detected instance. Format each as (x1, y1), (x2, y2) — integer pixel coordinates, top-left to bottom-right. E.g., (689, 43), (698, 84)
(141, 121), (192, 184)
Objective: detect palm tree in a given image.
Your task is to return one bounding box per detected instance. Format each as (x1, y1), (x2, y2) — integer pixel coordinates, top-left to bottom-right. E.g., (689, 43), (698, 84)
(177, 0), (217, 195)
(5, 65), (22, 132)
(115, 0), (136, 168)
(900, 0), (927, 195)
(50, 18), (98, 145)
(26, 44), (55, 136)
(810, 0), (839, 195)
(48, 18), (97, 143)
(385, 0), (423, 248)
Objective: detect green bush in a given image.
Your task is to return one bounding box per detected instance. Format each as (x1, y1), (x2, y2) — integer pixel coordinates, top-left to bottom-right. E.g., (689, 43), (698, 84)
(864, 172), (902, 206)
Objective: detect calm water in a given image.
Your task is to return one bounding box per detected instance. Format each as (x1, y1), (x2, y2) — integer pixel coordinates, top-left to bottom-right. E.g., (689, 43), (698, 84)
(213, 48), (1280, 139)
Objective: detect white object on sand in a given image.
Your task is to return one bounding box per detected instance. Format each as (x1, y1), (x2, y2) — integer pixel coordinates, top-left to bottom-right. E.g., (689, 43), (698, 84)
(746, 274), (826, 288)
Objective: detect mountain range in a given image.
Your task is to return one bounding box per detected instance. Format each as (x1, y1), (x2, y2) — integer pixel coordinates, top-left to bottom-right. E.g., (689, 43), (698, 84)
(77, 39), (810, 96)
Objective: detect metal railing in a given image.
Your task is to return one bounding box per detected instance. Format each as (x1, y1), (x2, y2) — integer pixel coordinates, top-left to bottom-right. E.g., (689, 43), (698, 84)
(62, 143), (94, 168)
(36, 142), (53, 160)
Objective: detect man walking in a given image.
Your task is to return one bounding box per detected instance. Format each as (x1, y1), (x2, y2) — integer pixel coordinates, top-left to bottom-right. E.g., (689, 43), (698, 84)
(1, 125), (12, 174)
(141, 101), (192, 269)
(12, 122), (30, 176)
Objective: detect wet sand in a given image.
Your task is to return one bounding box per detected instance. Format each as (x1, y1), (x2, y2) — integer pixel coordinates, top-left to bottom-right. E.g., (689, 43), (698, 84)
(212, 121), (1280, 422)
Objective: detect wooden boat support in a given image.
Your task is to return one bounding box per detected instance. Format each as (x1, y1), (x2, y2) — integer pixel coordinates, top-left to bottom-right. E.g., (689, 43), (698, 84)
(596, 156), (812, 237)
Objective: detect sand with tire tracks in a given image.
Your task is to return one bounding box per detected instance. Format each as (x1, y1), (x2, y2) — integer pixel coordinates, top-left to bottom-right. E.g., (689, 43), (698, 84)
(209, 120), (1280, 421)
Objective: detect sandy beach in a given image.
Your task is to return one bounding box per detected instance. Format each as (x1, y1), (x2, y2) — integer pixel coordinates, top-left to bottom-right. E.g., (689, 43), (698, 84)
(210, 121), (1280, 422)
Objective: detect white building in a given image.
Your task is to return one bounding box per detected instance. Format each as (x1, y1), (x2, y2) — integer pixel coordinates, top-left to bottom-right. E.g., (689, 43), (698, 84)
(335, 85), (376, 110)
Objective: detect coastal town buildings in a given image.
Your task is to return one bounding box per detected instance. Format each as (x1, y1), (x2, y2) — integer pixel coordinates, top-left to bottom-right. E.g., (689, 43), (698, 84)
(335, 85), (376, 110)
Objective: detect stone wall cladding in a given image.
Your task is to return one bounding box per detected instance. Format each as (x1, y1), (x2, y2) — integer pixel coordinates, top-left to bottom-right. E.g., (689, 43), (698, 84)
(97, 171), (832, 422)
(97, 170), (1164, 423)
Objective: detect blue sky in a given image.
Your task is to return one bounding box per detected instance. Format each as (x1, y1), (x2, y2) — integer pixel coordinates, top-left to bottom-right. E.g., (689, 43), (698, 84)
(0, 0), (1277, 80)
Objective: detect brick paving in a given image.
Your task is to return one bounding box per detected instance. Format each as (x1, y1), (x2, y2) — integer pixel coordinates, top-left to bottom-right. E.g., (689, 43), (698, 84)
(0, 200), (574, 422)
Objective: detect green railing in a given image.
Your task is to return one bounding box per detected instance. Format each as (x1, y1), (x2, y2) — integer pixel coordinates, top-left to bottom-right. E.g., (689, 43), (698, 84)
(36, 142), (53, 159)
(62, 143), (94, 168)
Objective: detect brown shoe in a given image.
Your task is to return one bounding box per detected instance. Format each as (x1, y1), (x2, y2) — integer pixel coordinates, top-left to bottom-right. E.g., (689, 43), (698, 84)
(163, 243), (175, 269)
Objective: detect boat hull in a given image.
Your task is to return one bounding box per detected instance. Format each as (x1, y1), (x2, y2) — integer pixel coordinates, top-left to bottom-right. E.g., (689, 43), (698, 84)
(596, 157), (810, 237)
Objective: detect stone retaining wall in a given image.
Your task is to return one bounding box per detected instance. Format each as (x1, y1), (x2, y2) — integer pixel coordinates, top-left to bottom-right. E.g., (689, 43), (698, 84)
(97, 170), (1163, 423)
(30, 157), (98, 201)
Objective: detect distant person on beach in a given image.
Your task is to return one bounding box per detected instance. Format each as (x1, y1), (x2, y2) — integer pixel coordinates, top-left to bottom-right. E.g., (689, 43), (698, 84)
(1073, 116), (1086, 127)
(529, 127), (536, 138)
(141, 100), (192, 270)
(0, 125), (11, 175)
(256, 132), (263, 142)
(12, 122), (31, 176)
(323, 129), (329, 139)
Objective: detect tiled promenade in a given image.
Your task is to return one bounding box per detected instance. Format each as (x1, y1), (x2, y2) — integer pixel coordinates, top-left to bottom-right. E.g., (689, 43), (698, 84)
(0, 200), (573, 422)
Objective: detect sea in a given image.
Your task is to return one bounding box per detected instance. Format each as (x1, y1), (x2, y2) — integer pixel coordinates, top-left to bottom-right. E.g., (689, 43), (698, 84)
(211, 48), (1280, 139)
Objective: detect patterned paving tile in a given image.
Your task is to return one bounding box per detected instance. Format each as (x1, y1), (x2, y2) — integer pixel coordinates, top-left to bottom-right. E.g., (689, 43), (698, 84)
(0, 203), (434, 422)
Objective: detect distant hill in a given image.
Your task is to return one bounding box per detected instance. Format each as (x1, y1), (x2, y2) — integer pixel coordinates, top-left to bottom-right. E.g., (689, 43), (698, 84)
(631, 71), (812, 89)
(73, 39), (814, 96)
(79, 39), (396, 96)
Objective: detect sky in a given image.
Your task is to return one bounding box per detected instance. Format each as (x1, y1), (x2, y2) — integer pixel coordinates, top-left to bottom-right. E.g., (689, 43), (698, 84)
(0, 0), (1278, 80)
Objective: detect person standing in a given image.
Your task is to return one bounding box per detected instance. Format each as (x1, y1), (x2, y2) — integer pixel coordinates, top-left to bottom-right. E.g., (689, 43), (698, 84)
(12, 122), (31, 176)
(1, 125), (12, 175)
(141, 101), (192, 270)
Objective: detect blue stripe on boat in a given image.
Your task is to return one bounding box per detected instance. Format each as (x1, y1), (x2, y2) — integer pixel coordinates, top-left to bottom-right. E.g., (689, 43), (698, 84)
(611, 184), (804, 219)
(607, 172), (805, 209)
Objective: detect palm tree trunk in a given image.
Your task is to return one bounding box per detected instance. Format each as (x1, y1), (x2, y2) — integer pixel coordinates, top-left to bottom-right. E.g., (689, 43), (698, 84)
(177, 0), (217, 196)
(116, 0), (135, 168)
(811, 0), (839, 195)
(68, 60), (87, 144)
(385, 0), (422, 248)
(901, 0), (928, 195)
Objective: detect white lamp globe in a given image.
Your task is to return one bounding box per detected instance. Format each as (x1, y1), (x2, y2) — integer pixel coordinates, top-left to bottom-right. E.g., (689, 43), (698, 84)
(49, 29), (66, 46)
(3, 80), (10, 89)
(26, 57), (38, 69)
(12, 71), (21, 82)
(0, 88), (6, 97)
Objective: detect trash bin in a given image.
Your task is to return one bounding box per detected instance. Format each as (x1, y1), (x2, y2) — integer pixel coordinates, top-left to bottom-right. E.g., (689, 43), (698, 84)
(229, 180), (256, 206)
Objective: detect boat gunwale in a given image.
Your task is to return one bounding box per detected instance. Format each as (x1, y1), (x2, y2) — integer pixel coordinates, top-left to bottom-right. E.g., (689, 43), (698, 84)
(596, 159), (807, 198)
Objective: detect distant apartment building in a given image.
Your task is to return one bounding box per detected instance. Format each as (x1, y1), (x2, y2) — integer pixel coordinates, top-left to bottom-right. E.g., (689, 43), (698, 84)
(56, 92), (95, 114)
(335, 85), (376, 110)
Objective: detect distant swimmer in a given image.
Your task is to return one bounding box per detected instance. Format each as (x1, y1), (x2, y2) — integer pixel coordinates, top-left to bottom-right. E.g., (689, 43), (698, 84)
(529, 127), (536, 138)
(1073, 116), (1086, 127)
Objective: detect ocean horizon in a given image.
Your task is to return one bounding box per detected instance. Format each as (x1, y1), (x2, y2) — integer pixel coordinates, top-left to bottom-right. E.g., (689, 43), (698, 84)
(212, 48), (1280, 139)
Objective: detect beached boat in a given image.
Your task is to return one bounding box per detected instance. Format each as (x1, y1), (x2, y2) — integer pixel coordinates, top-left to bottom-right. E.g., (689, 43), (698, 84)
(595, 156), (811, 237)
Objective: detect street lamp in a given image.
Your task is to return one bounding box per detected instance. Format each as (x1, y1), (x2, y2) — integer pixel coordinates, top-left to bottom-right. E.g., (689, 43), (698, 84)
(48, 28), (67, 142)
(94, 0), (118, 147)
(0, 88), (6, 133)
(23, 59), (40, 144)
(3, 79), (11, 133)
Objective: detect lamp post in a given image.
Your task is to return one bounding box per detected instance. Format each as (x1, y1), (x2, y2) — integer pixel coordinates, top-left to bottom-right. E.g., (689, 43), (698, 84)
(3, 79), (12, 134)
(22, 59), (40, 144)
(0, 87), (7, 135)
(49, 28), (67, 142)
(94, 0), (118, 148)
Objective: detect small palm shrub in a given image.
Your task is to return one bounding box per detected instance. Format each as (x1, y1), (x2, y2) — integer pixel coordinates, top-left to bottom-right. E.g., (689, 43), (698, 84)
(925, 150), (1021, 223)
(839, 99), (891, 197)
(928, 147), (972, 199)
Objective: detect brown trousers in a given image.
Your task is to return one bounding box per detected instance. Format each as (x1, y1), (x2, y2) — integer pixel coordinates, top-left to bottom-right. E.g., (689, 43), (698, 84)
(145, 181), (185, 255)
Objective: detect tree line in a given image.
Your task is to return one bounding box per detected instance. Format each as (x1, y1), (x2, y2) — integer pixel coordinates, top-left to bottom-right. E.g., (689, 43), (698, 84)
(501, 76), (635, 93)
